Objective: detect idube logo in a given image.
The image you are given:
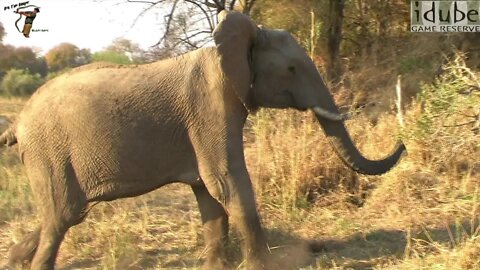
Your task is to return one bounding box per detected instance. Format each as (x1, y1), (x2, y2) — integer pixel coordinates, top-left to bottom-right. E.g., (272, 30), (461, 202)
(411, 1), (480, 32)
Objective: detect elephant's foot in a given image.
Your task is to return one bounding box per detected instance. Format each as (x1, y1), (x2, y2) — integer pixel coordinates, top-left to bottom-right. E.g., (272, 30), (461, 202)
(8, 228), (40, 269)
(244, 259), (269, 270)
(201, 258), (230, 270)
(8, 246), (35, 269)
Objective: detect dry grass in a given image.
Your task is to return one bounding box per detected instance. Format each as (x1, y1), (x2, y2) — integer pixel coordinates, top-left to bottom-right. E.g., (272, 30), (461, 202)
(0, 57), (479, 269)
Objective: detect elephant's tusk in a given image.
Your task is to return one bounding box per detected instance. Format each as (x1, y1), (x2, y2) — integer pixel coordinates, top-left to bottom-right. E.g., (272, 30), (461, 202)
(312, 106), (348, 121)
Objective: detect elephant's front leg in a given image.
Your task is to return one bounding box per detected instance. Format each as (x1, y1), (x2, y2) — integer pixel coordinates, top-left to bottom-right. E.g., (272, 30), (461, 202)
(201, 165), (269, 269)
(221, 168), (270, 270)
(191, 184), (229, 269)
(189, 120), (270, 269)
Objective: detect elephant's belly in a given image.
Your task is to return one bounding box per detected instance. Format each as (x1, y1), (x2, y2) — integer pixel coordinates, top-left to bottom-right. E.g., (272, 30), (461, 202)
(82, 160), (201, 201)
(74, 139), (201, 202)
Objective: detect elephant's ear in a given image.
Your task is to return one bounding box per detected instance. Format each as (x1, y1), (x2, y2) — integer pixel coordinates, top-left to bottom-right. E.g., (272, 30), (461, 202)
(213, 11), (258, 110)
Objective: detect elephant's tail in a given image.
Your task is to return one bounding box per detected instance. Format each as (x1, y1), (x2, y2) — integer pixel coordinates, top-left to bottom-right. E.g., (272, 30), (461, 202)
(0, 126), (17, 147)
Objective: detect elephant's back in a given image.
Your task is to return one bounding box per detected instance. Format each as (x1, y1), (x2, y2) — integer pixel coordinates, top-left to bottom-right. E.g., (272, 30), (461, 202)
(14, 66), (139, 158)
(15, 62), (194, 187)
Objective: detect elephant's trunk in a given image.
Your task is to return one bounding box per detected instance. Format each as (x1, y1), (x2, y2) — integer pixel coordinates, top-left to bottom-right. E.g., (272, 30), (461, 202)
(313, 106), (406, 175)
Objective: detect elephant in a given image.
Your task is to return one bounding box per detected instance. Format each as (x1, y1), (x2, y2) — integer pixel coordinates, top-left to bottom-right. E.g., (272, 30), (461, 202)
(0, 11), (406, 270)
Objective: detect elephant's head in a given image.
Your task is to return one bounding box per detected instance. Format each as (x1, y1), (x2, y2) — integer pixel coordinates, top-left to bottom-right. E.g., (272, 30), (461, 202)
(214, 11), (406, 175)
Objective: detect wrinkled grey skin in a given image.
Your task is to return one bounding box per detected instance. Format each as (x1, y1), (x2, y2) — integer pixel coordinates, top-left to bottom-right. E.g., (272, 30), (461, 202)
(0, 11), (405, 270)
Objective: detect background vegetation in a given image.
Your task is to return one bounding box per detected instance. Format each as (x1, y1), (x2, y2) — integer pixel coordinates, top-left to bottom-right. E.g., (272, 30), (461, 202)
(1, 0), (479, 269)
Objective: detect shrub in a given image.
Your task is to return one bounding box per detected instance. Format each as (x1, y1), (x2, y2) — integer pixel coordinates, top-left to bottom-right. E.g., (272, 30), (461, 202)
(0, 68), (44, 96)
(407, 53), (480, 173)
(45, 69), (70, 82)
(92, 51), (132, 65)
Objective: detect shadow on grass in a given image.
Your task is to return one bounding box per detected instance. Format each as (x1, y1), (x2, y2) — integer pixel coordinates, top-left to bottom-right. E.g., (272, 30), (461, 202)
(306, 218), (479, 269)
(307, 228), (407, 269)
(58, 259), (100, 270)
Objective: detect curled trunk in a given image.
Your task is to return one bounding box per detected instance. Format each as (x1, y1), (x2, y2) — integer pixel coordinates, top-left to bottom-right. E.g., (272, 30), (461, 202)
(313, 108), (406, 175)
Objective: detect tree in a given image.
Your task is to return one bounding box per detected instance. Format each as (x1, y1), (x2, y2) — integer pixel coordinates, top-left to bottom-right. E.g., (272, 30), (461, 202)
(0, 22), (5, 42)
(120, 0), (257, 53)
(92, 51), (132, 65)
(0, 69), (44, 96)
(143, 45), (176, 62)
(14, 47), (48, 76)
(251, 0), (321, 45)
(45, 43), (91, 72)
(106, 38), (146, 63)
(0, 45), (16, 74)
(0, 45), (48, 80)
(326, 0), (345, 84)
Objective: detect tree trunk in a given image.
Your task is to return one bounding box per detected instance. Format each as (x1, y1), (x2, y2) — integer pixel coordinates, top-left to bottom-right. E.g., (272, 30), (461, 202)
(239, 0), (256, 14)
(327, 0), (345, 85)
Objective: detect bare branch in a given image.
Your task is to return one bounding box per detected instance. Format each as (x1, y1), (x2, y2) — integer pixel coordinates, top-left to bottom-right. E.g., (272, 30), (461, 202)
(184, 0), (215, 31)
(126, 0), (161, 4)
(166, 30), (211, 53)
(229, 0), (236, 10)
(238, 0), (255, 13)
(204, 0), (217, 8)
(244, 0), (256, 13)
(442, 120), (478, 128)
(127, 2), (161, 30)
(184, 30), (211, 39)
(210, 0), (225, 12)
(125, 0), (231, 51)
(154, 0), (181, 47)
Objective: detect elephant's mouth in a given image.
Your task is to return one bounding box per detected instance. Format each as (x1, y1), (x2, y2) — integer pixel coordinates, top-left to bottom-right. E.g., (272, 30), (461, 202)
(285, 90), (309, 111)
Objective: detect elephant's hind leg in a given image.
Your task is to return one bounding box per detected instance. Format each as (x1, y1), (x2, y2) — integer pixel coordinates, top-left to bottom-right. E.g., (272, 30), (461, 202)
(26, 161), (89, 270)
(8, 227), (41, 268)
(191, 184), (229, 270)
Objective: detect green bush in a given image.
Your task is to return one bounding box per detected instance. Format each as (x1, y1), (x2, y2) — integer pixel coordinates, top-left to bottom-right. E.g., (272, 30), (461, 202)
(415, 54), (479, 139)
(406, 53), (480, 172)
(92, 51), (132, 65)
(397, 56), (432, 75)
(0, 68), (44, 96)
(45, 69), (70, 82)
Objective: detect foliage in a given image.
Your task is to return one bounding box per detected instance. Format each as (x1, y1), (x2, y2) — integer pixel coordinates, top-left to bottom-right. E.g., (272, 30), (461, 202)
(252, 0), (323, 49)
(0, 69), (44, 96)
(0, 45), (48, 79)
(119, 0), (256, 54)
(143, 46), (176, 62)
(407, 53), (480, 170)
(342, 0), (409, 59)
(45, 69), (70, 82)
(92, 51), (132, 65)
(397, 56), (432, 75)
(90, 38), (150, 64)
(44, 43), (91, 72)
(0, 147), (33, 223)
(106, 38), (146, 64)
(0, 22), (5, 42)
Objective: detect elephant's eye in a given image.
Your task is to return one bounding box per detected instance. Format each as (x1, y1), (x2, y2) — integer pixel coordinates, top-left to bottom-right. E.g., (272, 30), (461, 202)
(288, 66), (296, 74)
